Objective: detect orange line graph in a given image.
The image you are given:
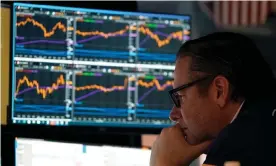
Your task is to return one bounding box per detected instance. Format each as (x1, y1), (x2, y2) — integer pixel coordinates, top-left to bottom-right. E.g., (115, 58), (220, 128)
(15, 75), (173, 99)
(16, 18), (67, 38)
(129, 26), (183, 47)
(16, 17), (184, 47)
(15, 75), (67, 99)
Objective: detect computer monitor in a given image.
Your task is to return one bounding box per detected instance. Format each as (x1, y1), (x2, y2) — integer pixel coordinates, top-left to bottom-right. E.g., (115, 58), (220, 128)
(11, 3), (191, 128)
(15, 137), (151, 166)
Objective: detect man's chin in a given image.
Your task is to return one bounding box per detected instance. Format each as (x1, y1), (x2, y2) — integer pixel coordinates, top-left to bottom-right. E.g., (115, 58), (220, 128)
(185, 134), (203, 145)
(181, 128), (204, 145)
(186, 137), (200, 145)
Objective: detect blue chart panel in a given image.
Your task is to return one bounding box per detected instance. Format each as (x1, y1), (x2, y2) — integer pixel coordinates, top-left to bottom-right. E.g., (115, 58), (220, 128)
(14, 69), (67, 117)
(15, 15), (67, 57)
(137, 24), (187, 63)
(74, 72), (128, 118)
(75, 19), (130, 60)
(136, 76), (173, 119)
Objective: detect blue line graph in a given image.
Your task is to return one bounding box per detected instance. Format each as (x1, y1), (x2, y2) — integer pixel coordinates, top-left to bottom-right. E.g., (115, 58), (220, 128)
(15, 47), (67, 56)
(136, 108), (170, 118)
(14, 48), (176, 61)
(74, 109), (128, 116)
(75, 49), (175, 61)
(15, 104), (128, 116)
(15, 104), (66, 113)
(15, 42), (175, 61)
(75, 49), (129, 59)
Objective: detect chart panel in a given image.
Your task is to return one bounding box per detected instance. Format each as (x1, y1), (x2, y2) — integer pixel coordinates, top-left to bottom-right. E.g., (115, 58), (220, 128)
(136, 72), (173, 122)
(14, 69), (69, 119)
(139, 25), (189, 53)
(73, 71), (129, 121)
(15, 14), (70, 59)
(75, 19), (130, 61)
(137, 22), (191, 64)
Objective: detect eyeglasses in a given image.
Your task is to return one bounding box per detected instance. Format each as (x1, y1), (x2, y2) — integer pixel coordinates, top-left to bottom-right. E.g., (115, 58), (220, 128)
(168, 76), (213, 108)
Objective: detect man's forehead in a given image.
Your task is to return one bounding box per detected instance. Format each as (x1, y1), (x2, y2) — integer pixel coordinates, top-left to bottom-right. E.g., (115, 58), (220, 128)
(173, 58), (191, 88)
(175, 56), (191, 71)
(173, 72), (190, 88)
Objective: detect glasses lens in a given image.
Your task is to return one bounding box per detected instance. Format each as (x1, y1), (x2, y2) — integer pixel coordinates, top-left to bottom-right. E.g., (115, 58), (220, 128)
(171, 93), (181, 108)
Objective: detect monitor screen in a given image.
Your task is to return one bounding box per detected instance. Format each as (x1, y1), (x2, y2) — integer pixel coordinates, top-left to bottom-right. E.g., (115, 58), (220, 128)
(15, 137), (151, 166)
(11, 3), (191, 128)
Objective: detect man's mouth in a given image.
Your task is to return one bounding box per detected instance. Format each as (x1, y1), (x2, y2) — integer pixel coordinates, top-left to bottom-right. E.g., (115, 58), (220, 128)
(181, 128), (188, 140)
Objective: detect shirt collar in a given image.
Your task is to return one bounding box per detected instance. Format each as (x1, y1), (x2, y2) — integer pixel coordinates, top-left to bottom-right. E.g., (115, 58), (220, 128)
(230, 100), (245, 123)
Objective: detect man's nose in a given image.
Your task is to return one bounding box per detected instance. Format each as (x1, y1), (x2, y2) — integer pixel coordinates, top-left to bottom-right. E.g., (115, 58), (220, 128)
(169, 106), (182, 122)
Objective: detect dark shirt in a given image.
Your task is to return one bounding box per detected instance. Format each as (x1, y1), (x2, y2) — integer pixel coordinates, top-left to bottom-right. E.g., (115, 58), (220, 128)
(204, 97), (276, 166)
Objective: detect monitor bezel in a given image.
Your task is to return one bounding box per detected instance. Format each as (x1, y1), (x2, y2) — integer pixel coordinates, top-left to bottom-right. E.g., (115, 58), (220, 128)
(8, 2), (192, 134)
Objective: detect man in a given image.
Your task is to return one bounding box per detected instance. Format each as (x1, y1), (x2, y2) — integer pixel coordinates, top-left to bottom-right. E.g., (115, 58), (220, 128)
(150, 32), (276, 166)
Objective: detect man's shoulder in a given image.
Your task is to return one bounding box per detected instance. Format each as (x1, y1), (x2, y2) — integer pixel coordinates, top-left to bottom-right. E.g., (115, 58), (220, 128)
(229, 97), (276, 138)
(220, 97), (275, 140)
(204, 97), (276, 166)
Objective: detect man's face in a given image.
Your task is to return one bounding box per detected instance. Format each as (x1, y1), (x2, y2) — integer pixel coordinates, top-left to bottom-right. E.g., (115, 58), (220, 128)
(170, 56), (222, 145)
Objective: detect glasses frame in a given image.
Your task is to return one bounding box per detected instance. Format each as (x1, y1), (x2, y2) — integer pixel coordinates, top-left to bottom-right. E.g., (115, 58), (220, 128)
(168, 75), (213, 108)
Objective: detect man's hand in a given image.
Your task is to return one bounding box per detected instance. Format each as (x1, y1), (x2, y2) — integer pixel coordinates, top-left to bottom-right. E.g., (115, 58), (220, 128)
(150, 123), (213, 166)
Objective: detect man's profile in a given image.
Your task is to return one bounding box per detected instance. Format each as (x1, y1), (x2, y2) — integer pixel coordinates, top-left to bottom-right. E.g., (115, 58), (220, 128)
(150, 32), (276, 166)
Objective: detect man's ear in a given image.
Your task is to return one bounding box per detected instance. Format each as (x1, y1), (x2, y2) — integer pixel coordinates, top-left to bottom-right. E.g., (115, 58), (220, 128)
(210, 75), (230, 108)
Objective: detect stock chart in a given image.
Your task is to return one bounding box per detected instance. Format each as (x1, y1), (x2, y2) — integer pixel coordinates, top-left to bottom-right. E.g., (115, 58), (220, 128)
(15, 15), (68, 58)
(11, 2), (191, 128)
(75, 19), (130, 60)
(137, 24), (186, 63)
(14, 69), (67, 117)
(136, 75), (173, 119)
(74, 72), (128, 118)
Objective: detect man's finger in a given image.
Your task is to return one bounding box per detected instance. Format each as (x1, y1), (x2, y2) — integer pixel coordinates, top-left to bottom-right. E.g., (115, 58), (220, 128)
(171, 123), (188, 138)
(191, 139), (213, 155)
(171, 123), (184, 133)
(173, 122), (182, 129)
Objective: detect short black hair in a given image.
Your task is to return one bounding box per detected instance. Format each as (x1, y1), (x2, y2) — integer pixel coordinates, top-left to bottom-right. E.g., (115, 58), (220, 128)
(177, 32), (276, 101)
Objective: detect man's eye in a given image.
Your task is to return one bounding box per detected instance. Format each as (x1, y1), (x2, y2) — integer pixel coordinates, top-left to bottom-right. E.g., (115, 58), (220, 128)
(178, 95), (185, 99)
(176, 93), (184, 97)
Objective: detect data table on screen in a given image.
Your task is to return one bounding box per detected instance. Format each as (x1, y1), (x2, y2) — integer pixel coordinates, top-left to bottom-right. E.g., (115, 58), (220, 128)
(15, 138), (151, 166)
